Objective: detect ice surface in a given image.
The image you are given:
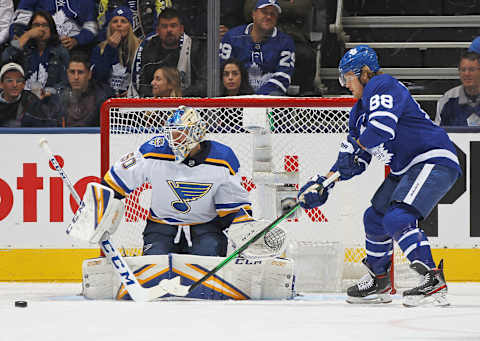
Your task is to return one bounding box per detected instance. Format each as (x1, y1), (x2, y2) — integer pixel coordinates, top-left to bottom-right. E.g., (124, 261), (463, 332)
(1, 282), (479, 341)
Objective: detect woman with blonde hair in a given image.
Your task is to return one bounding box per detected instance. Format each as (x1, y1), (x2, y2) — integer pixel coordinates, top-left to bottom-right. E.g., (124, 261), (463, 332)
(151, 66), (182, 98)
(91, 6), (139, 96)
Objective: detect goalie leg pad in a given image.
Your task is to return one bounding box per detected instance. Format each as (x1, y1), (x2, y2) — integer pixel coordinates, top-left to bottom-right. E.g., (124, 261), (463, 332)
(82, 255), (170, 300)
(82, 254), (295, 300)
(171, 254), (295, 300)
(68, 183), (124, 244)
(82, 257), (116, 299)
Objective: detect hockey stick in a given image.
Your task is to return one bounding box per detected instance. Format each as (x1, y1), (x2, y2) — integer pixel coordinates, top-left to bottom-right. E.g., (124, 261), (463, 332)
(39, 138), (168, 302)
(162, 171), (341, 296)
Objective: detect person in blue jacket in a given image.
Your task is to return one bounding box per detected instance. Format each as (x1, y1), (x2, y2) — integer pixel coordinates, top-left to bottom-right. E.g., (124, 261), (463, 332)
(219, 0), (295, 96)
(91, 6), (139, 96)
(435, 51), (480, 126)
(9, 0), (97, 51)
(2, 10), (69, 98)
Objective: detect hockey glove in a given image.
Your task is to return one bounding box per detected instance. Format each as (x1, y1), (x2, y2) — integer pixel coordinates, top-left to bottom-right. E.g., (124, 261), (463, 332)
(337, 135), (370, 180)
(297, 176), (335, 209)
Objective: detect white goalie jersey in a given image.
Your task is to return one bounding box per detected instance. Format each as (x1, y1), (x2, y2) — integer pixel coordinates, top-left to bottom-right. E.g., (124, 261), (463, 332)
(103, 135), (252, 225)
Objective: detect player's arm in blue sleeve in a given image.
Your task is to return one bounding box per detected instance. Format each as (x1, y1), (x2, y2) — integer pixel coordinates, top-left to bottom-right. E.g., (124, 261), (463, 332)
(72, 0), (97, 46)
(330, 102), (372, 179)
(357, 77), (404, 149)
(256, 34), (295, 96)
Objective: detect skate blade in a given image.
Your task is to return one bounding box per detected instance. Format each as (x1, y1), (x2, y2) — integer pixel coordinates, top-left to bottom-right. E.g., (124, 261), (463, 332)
(403, 292), (450, 307)
(346, 294), (392, 304)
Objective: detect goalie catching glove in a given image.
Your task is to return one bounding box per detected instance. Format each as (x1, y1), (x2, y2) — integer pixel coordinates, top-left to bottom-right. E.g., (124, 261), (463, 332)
(336, 134), (371, 180)
(225, 220), (287, 259)
(297, 175), (335, 209)
(67, 183), (124, 244)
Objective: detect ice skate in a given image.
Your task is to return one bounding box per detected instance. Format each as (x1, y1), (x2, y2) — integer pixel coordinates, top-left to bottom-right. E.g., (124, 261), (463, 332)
(346, 258), (392, 304)
(403, 259), (449, 307)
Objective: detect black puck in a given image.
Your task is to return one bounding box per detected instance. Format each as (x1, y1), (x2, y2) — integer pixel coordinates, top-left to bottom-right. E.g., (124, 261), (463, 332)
(15, 300), (27, 308)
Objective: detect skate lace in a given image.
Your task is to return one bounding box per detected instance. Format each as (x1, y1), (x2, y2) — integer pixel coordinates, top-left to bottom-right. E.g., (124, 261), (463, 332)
(357, 273), (374, 291)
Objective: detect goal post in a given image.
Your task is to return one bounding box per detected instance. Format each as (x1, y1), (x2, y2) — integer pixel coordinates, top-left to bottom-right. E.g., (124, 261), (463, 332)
(100, 96), (417, 293)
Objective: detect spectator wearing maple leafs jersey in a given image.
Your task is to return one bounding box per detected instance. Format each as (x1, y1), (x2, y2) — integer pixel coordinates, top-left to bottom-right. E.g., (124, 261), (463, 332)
(219, 0), (295, 96)
(2, 10), (69, 99)
(9, 0), (97, 51)
(91, 6), (139, 97)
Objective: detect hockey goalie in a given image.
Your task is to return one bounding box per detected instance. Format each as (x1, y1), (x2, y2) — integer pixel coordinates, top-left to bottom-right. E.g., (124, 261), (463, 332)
(72, 106), (295, 300)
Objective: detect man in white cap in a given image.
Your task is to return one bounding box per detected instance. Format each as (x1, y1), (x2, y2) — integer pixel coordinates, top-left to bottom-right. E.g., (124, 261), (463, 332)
(0, 62), (53, 127)
(220, 0), (295, 96)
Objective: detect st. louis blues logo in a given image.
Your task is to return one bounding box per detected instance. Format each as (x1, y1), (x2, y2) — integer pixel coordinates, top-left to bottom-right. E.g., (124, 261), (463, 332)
(167, 181), (213, 213)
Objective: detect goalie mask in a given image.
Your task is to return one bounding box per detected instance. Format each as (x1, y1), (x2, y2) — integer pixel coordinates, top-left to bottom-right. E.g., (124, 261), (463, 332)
(164, 106), (207, 163)
(338, 44), (380, 87)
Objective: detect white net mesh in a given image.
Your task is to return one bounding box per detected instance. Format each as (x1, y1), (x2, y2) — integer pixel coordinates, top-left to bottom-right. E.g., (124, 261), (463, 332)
(101, 97), (418, 292)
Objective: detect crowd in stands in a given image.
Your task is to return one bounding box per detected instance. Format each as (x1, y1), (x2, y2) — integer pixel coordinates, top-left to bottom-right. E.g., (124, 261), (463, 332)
(0, 0), (479, 128)
(436, 50), (480, 127)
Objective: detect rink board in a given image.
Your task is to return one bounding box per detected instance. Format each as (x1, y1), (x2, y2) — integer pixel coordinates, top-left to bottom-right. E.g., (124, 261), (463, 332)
(0, 129), (479, 282)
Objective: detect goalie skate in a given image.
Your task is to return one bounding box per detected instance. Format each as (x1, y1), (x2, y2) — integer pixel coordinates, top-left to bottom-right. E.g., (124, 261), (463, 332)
(346, 258), (392, 304)
(403, 259), (449, 307)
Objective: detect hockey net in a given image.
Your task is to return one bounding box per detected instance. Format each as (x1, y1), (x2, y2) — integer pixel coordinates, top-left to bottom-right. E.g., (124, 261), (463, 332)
(100, 96), (418, 293)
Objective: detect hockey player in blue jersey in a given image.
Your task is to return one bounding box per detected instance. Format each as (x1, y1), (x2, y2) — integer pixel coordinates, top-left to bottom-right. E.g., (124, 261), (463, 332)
(103, 106), (252, 257)
(297, 45), (461, 307)
(219, 0), (295, 96)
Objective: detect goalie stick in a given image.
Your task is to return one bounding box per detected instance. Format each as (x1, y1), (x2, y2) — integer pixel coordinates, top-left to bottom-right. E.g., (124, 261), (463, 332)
(38, 138), (169, 302)
(161, 171), (341, 297)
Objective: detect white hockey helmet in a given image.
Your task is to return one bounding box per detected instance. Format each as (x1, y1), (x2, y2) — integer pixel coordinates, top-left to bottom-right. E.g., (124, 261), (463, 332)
(164, 106), (207, 163)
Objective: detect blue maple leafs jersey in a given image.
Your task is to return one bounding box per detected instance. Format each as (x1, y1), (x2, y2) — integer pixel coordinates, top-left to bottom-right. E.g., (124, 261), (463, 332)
(10, 0), (97, 45)
(349, 74), (461, 176)
(219, 24), (295, 95)
(104, 136), (251, 225)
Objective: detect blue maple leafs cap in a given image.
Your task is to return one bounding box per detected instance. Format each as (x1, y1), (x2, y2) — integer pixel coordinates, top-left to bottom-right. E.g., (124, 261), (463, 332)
(255, 0), (282, 14)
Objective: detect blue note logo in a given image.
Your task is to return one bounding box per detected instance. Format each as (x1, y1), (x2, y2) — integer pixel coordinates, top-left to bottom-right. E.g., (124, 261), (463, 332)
(167, 181), (213, 213)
